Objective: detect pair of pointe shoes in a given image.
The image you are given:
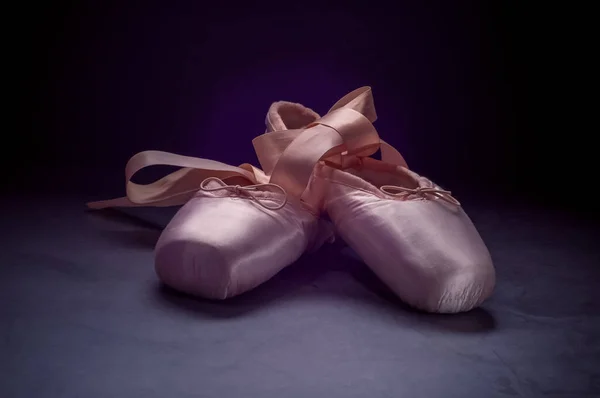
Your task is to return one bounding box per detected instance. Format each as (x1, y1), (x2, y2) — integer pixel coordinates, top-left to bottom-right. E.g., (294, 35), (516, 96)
(88, 87), (495, 313)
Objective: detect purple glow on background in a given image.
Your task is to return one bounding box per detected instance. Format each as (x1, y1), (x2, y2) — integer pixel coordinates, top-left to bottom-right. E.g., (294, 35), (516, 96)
(25, 2), (520, 199)
(200, 58), (366, 165)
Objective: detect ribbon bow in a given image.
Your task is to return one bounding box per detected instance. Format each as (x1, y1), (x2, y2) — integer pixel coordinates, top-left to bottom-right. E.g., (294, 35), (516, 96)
(380, 185), (461, 206)
(200, 177), (288, 210)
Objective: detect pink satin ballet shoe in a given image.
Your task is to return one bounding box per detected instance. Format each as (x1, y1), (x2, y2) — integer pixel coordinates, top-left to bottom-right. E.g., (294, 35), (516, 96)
(87, 151), (330, 299)
(253, 87), (495, 313)
(314, 159), (495, 313)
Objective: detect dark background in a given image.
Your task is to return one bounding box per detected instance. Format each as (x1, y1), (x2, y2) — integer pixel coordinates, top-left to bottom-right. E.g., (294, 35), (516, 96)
(6, 4), (600, 397)
(18, 2), (591, 212)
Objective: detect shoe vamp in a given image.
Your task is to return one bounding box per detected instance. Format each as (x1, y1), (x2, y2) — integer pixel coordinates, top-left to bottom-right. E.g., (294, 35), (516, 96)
(329, 193), (493, 281)
(159, 195), (318, 270)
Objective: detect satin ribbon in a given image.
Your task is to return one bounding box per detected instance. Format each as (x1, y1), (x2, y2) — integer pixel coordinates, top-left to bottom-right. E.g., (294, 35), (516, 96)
(380, 185), (461, 206)
(252, 87), (409, 201)
(199, 177), (287, 211)
(86, 150), (264, 209)
(87, 87), (406, 211)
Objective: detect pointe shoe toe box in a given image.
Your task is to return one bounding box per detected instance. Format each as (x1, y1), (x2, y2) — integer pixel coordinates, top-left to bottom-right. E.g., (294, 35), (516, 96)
(155, 193), (317, 299)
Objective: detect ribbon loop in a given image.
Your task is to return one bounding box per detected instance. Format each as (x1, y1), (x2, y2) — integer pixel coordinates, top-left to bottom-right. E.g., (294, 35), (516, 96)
(86, 151), (259, 210)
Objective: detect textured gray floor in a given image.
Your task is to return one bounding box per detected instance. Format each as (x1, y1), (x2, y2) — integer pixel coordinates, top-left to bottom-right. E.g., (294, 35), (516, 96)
(1, 195), (599, 398)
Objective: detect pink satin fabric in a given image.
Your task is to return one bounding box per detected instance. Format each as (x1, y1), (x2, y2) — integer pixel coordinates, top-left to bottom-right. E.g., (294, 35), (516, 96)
(155, 179), (327, 298)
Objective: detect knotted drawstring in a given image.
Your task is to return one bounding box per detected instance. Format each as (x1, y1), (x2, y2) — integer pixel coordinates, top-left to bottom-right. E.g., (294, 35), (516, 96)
(380, 185), (461, 206)
(200, 177), (288, 210)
